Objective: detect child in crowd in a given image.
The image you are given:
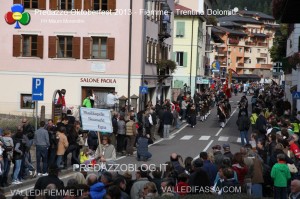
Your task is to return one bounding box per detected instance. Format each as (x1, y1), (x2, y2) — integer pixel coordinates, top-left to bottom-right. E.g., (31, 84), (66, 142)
(79, 147), (94, 165)
(271, 153), (291, 199)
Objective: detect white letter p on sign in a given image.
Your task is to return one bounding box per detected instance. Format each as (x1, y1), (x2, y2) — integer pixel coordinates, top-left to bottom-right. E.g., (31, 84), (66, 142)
(35, 79), (41, 89)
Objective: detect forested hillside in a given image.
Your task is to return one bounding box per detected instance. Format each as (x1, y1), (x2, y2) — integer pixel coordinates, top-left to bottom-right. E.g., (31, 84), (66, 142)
(214, 0), (272, 15)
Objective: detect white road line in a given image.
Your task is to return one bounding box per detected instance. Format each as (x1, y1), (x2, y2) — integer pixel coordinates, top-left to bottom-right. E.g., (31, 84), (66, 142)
(180, 135), (193, 140)
(215, 107), (238, 137)
(199, 136), (210, 140)
(218, 136), (229, 141)
(203, 140), (214, 152)
(215, 128), (222, 136)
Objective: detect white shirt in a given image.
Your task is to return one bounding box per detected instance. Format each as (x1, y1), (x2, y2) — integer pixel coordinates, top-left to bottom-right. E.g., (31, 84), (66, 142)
(106, 93), (117, 105)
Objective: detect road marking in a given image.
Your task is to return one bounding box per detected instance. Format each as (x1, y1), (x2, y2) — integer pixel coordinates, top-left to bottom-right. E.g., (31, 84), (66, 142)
(215, 128), (222, 136)
(199, 136), (210, 140)
(237, 138), (241, 143)
(180, 135), (193, 140)
(215, 107), (238, 137)
(218, 136), (229, 141)
(203, 140), (214, 152)
(116, 124), (189, 161)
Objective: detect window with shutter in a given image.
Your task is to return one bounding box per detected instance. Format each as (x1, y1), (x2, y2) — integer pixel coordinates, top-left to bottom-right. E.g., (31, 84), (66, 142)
(176, 52), (184, 66)
(48, 36), (57, 58)
(37, 36), (43, 58)
(83, 37), (91, 59)
(74, 0), (82, 10)
(91, 37), (107, 59)
(84, 0), (91, 10)
(24, 0), (39, 8)
(22, 35), (38, 57)
(13, 0), (22, 4)
(176, 22), (185, 38)
(107, 38), (115, 60)
(13, 35), (21, 57)
(50, 0), (57, 10)
(72, 37), (81, 59)
(59, 0), (74, 10)
(38, 0), (46, 9)
(57, 36), (73, 58)
(93, 0), (112, 10)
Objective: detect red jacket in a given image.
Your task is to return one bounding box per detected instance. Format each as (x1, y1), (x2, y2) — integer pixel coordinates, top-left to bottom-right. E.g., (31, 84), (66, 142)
(290, 143), (300, 159)
(174, 181), (189, 196)
(232, 164), (248, 185)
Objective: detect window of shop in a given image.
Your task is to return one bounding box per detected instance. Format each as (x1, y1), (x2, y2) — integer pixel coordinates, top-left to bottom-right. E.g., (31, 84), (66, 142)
(13, 35), (43, 58)
(20, 94), (35, 109)
(81, 87), (115, 109)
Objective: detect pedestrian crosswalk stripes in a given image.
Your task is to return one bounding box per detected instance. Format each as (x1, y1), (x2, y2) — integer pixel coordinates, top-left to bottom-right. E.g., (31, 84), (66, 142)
(199, 136), (210, 140)
(218, 136), (229, 141)
(177, 135), (242, 143)
(180, 135), (193, 140)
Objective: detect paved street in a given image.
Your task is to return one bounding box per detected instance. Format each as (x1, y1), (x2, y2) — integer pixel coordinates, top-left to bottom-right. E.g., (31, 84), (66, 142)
(5, 93), (246, 197)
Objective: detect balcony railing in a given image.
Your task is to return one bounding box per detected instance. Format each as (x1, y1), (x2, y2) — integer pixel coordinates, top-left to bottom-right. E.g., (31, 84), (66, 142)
(260, 53), (268, 57)
(229, 38), (239, 45)
(257, 42), (268, 47)
(245, 41), (256, 46)
(238, 63), (244, 67)
(260, 64), (272, 69)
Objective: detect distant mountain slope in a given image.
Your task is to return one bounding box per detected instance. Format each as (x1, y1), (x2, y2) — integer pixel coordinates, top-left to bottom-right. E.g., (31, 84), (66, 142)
(214, 0), (272, 15)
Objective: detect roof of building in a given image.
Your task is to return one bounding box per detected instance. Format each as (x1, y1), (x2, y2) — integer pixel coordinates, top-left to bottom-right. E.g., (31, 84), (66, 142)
(174, 4), (192, 12)
(218, 15), (263, 24)
(219, 21), (242, 27)
(252, 33), (267, 37)
(213, 26), (247, 36)
(239, 10), (275, 20)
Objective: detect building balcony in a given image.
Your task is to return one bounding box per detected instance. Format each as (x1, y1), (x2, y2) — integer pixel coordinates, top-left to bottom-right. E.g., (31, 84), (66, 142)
(229, 38), (239, 45)
(260, 64), (272, 69)
(260, 53), (268, 57)
(257, 42), (268, 47)
(245, 41), (256, 46)
(159, 21), (171, 42)
(237, 63), (244, 67)
(244, 52), (252, 57)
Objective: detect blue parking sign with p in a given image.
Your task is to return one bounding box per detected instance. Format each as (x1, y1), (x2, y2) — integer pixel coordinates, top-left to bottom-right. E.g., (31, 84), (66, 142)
(32, 78), (44, 101)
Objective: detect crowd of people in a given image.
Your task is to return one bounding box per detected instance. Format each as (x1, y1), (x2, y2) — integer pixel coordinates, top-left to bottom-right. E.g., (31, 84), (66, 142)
(2, 81), (300, 199)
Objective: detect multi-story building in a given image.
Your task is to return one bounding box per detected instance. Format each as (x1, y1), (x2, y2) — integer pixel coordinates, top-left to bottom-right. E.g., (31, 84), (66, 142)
(0, 0), (174, 118)
(171, 0), (216, 96)
(211, 10), (278, 79)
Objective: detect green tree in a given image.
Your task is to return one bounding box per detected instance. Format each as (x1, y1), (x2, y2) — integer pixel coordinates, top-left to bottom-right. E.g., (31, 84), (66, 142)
(269, 24), (293, 73)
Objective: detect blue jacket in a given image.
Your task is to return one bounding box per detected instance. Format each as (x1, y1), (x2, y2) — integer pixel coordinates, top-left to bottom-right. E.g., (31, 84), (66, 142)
(202, 160), (218, 186)
(90, 182), (106, 199)
(137, 137), (153, 156)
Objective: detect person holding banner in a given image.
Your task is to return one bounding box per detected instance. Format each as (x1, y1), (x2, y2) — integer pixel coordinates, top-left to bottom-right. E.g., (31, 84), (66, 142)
(94, 135), (116, 164)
